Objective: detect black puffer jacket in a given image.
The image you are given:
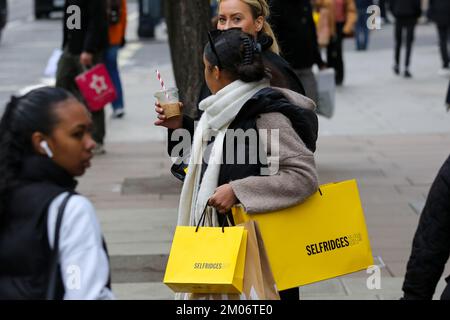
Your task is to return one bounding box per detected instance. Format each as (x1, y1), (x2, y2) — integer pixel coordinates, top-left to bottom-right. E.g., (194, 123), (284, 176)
(402, 155), (450, 300)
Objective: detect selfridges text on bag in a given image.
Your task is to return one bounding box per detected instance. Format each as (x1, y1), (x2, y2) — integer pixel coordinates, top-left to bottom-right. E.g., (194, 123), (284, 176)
(75, 63), (117, 112)
(232, 179), (374, 291)
(315, 68), (335, 118)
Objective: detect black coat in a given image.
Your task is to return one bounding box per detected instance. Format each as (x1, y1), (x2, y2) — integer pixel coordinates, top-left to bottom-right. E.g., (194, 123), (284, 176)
(402, 155), (450, 300)
(62, 0), (109, 55)
(268, 0), (324, 70)
(390, 0), (422, 19)
(428, 0), (450, 26)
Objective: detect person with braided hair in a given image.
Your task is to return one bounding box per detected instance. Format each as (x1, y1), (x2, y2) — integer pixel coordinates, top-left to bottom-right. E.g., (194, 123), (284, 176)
(171, 28), (319, 300)
(0, 87), (113, 299)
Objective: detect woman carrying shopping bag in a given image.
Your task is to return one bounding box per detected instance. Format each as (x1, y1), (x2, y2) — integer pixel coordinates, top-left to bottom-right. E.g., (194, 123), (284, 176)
(0, 87), (113, 300)
(158, 28), (319, 300)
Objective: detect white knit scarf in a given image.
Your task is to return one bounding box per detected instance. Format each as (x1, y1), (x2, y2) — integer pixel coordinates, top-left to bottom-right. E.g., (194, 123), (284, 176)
(177, 79), (270, 227)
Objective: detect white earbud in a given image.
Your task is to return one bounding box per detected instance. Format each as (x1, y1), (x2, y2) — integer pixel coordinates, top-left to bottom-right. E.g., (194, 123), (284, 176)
(40, 141), (53, 158)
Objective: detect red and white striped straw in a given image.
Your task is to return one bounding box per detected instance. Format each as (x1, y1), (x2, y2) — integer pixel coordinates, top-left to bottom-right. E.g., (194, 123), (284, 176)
(155, 69), (169, 99)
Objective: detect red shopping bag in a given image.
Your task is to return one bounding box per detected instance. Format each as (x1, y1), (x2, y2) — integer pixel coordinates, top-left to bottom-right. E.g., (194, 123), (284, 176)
(75, 63), (117, 112)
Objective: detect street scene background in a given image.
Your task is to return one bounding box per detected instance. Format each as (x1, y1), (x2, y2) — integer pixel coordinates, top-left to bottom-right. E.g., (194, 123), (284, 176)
(0, 0), (449, 299)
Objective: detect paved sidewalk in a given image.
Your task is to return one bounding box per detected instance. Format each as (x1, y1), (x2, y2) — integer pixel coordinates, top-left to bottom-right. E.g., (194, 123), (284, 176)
(77, 22), (450, 300)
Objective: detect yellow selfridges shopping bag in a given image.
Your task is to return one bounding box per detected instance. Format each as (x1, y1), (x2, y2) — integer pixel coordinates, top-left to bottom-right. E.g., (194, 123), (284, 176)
(232, 179), (373, 291)
(164, 225), (248, 294)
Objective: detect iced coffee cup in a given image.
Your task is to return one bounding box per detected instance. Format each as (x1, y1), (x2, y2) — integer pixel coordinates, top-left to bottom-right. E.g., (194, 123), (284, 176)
(154, 87), (181, 119)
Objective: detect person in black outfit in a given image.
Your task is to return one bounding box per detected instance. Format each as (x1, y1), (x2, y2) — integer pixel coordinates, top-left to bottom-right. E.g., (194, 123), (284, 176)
(269, 0), (326, 104)
(427, 0), (450, 73)
(56, 0), (109, 154)
(402, 155), (450, 300)
(390, 0), (421, 78)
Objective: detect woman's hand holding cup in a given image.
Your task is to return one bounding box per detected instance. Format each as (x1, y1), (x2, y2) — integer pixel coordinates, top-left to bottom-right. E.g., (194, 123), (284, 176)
(154, 101), (183, 129)
(154, 87), (183, 129)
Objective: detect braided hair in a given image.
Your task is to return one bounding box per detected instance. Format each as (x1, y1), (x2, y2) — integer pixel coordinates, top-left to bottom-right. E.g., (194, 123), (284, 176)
(204, 28), (268, 82)
(0, 86), (73, 221)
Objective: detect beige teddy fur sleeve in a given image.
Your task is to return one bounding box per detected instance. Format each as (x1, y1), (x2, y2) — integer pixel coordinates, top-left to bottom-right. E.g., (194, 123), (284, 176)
(229, 112), (319, 213)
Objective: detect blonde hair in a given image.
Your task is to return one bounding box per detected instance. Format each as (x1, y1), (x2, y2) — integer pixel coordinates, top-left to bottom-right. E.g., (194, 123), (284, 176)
(218, 0), (280, 55)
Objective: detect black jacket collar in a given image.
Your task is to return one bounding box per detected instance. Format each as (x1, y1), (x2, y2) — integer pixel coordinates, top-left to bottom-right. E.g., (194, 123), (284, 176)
(19, 155), (78, 190)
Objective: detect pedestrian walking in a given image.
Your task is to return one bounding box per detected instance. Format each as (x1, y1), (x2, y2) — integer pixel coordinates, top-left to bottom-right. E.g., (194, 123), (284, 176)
(0, 87), (113, 300)
(56, 0), (109, 154)
(355, 0), (374, 51)
(390, 0), (421, 78)
(105, 0), (127, 119)
(314, 0), (358, 85)
(170, 28), (319, 300)
(402, 154), (450, 300)
(269, 0), (327, 104)
(427, 0), (450, 76)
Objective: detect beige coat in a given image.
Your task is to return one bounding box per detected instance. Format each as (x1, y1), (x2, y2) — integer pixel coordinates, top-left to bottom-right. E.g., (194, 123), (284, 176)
(229, 89), (319, 214)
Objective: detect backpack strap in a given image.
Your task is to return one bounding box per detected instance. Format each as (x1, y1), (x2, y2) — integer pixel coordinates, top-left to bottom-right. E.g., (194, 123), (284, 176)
(46, 191), (75, 300)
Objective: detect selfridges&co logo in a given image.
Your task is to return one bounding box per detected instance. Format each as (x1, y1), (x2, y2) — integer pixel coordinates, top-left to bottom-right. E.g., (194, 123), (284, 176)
(193, 262), (230, 270)
(306, 233), (363, 256)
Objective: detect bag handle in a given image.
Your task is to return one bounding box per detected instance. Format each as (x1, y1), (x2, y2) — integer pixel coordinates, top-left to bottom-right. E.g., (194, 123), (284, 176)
(46, 191), (75, 300)
(195, 204), (228, 233)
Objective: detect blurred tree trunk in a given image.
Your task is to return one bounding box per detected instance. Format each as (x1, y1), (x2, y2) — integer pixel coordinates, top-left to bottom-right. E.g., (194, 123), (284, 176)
(165, 0), (211, 118)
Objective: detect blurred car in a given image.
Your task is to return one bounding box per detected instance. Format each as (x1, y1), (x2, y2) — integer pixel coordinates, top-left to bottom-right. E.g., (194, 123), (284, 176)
(34, 0), (64, 19)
